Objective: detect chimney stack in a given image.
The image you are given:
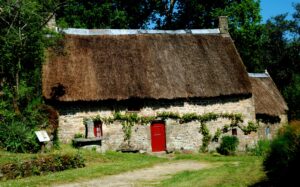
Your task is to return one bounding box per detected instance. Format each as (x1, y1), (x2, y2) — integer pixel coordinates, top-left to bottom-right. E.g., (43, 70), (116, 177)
(218, 16), (229, 35)
(46, 14), (57, 31)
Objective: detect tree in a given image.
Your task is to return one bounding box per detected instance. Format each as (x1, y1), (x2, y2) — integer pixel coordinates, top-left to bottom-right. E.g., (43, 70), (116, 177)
(56, 0), (157, 29)
(0, 0), (60, 113)
(0, 0), (61, 152)
(262, 4), (300, 118)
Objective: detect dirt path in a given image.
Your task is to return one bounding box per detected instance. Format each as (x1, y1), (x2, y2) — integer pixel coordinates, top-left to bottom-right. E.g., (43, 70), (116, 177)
(56, 161), (209, 187)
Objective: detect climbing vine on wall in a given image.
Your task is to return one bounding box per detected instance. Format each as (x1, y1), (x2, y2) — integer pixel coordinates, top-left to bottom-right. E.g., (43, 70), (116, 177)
(83, 111), (259, 152)
(199, 123), (212, 152)
(212, 128), (222, 142)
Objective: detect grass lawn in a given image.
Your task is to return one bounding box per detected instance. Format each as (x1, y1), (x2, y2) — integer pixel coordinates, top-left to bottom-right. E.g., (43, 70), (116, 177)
(0, 145), (167, 187)
(0, 145), (266, 187)
(157, 153), (266, 187)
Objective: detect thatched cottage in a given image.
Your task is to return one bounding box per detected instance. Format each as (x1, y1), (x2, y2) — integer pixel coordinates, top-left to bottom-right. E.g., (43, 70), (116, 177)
(249, 73), (288, 139)
(43, 17), (288, 152)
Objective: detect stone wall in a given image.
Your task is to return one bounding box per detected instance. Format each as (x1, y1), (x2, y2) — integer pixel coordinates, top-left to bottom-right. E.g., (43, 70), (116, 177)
(257, 114), (288, 140)
(55, 96), (261, 152)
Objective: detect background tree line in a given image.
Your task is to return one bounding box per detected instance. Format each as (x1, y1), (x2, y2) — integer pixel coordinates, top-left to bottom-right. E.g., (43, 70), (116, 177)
(0, 0), (299, 152)
(0, 0), (60, 152)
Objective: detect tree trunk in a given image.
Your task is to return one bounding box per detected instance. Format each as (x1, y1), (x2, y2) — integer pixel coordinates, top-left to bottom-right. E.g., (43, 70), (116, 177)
(13, 58), (21, 115)
(165, 0), (177, 29)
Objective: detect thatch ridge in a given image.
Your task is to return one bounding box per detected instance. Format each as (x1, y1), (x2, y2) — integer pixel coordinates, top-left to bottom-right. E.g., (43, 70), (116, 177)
(43, 34), (252, 101)
(250, 75), (288, 116)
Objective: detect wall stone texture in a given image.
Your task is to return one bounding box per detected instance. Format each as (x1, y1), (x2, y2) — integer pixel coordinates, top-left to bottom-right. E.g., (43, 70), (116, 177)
(54, 96), (286, 152)
(257, 115), (287, 140)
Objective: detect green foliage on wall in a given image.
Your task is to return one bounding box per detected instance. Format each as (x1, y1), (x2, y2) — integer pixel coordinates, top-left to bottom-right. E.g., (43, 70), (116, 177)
(240, 121), (260, 135)
(83, 111), (259, 152)
(212, 128), (222, 142)
(199, 123), (212, 152)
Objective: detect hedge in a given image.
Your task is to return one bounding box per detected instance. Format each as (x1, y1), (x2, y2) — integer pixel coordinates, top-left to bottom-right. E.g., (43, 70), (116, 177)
(0, 153), (85, 180)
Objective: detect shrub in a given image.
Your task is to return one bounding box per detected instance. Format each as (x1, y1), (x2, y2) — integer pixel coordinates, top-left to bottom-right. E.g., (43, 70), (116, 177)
(263, 125), (300, 185)
(0, 153), (85, 180)
(248, 139), (271, 156)
(217, 136), (239, 155)
(0, 103), (59, 153)
(39, 105), (59, 147)
(0, 120), (40, 153)
(74, 133), (84, 138)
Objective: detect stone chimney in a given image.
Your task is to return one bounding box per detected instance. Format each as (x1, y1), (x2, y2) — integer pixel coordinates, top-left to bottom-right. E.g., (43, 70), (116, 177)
(218, 16), (229, 35)
(46, 14), (57, 31)
(265, 69), (270, 76)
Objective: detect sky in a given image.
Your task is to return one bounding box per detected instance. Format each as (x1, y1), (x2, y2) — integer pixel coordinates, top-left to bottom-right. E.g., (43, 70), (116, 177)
(260, 0), (298, 22)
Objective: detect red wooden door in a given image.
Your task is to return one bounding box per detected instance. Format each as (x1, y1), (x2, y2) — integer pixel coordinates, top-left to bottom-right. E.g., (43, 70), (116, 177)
(151, 122), (166, 152)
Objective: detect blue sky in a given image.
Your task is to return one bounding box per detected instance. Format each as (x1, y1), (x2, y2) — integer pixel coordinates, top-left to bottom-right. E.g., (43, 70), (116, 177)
(260, 0), (298, 22)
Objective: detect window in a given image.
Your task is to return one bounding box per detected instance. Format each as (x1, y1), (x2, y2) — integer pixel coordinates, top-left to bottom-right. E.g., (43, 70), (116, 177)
(265, 127), (270, 139)
(232, 129), (237, 136)
(93, 121), (103, 138)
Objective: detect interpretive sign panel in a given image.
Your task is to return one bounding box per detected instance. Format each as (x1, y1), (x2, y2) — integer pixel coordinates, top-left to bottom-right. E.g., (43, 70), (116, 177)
(35, 131), (50, 142)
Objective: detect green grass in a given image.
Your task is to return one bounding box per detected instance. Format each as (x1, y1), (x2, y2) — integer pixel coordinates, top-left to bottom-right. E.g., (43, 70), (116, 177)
(0, 146), (266, 187)
(0, 150), (35, 165)
(156, 153), (266, 187)
(0, 145), (167, 187)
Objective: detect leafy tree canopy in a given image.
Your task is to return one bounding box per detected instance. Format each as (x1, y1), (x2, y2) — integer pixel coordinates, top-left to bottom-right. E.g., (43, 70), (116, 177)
(56, 0), (158, 29)
(262, 4), (300, 118)
(0, 0), (60, 152)
(0, 0), (60, 112)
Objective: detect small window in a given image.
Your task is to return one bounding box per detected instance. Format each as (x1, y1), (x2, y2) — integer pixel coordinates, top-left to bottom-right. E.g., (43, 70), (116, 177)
(232, 129), (237, 136)
(265, 127), (270, 138)
(93, 121), (103, 138)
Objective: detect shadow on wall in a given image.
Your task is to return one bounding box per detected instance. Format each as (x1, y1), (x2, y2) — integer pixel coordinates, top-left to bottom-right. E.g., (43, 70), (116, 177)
(46, 94), (251, 115)
(256, 114), (281, 124)
(50, 83), (66, 100)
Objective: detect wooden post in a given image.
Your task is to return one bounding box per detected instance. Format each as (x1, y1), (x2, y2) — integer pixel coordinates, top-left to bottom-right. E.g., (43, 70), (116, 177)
(41, 142), (45, 153)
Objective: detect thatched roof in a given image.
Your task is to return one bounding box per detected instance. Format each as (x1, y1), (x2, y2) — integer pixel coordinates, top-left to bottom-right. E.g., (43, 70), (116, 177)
(43, 30), (252, 101)
(249, 73), (288, 116)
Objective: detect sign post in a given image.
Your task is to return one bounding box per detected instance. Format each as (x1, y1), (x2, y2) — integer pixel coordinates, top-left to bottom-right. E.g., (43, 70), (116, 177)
(35, 130), (50, 153)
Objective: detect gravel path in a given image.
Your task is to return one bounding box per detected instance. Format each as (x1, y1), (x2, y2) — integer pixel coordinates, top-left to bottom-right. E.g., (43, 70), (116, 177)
(55, 161), (208, 187)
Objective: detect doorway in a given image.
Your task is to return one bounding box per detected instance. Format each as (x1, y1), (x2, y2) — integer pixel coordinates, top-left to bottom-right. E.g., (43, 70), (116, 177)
(150, 120), (166, 152)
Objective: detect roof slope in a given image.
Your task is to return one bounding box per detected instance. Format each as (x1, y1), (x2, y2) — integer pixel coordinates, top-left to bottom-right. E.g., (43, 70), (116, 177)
(43, 33), (252, 101)
(249, 74), (288, 116)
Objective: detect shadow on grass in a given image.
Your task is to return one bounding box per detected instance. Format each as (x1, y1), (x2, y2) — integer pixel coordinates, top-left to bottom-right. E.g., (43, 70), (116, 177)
(250, 178), (298, 187)
(250, 179), (274, 187)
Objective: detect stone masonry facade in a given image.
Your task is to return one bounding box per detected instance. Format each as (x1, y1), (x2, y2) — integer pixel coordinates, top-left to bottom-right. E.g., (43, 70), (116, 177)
(54, 96), (273, 152)
(257, 115), (288, 140)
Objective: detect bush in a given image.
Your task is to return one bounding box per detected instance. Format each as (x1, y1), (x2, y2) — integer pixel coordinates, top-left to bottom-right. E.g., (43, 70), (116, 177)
(217, 136), (239, 155)
(263, 125), (300, 185)
(74, 133), (84, 138)
(0, 153), (85, 180)
(0, 102), (59, 153)
(0, 120), (40, 153)
(39, 105), (59, 148)
(248, 139), (271, 156)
